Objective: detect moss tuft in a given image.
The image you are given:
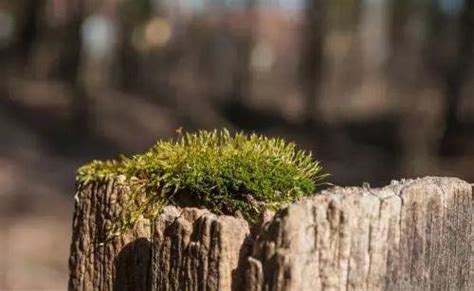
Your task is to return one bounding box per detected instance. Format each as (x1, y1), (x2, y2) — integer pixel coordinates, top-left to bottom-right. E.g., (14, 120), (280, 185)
(77, 129), (326, 236)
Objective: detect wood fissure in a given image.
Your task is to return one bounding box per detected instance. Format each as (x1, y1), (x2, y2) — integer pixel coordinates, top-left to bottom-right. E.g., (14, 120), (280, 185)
(246, 177), (472, 291)
(69, 177), (473, 290)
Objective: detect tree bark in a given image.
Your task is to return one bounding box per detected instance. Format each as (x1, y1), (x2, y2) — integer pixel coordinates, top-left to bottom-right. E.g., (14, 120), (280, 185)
(69, 177), (472, 290)
(150, 206), (251, 291)
(300, 0), (327, 124)
(68, 177), (251, 291)
(68, 177), (152, 291)
(246, 177), (472, 290)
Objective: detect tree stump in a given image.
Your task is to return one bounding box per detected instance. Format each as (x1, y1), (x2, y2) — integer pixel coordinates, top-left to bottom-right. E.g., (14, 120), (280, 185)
(246, 177), (473, 290)
(68, 176), (251, 291)
(68, 177), (152, 290)
(69, 177), (473, 290)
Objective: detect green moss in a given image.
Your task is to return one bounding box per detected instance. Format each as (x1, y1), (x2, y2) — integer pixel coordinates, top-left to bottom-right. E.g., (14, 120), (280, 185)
(77, 129), (326, 236)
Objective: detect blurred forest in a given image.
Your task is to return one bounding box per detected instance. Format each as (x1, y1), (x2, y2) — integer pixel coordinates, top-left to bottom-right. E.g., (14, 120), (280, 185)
(0, 0), (472, 288)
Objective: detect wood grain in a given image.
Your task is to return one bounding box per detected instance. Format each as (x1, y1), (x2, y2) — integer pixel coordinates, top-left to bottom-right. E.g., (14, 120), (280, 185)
(69, 177), (472, 290)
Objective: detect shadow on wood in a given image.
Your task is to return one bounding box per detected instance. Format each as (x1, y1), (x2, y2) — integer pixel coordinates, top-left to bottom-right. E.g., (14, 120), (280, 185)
(113, 238), (152, 291)
(69, 177), (473, 290)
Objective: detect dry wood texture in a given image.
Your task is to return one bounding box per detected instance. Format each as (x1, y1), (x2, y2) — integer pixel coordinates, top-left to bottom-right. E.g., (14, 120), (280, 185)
(68, 176), (251, 291)
(150, 206), (250, 290)
(68, 177), (152, 290)
(246, 177), (473, 291)
(69, 177), (472, 290)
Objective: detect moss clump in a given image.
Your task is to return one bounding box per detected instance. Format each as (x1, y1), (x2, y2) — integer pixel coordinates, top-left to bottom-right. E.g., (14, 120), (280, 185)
(78, 129), (326, 236)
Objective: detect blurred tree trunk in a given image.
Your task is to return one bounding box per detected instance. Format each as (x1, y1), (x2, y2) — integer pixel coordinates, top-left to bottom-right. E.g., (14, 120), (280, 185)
(116, 26), (138, 91)
(386, 0), (413, 83)
(56, 1), (83, 83)
(387, 0), (410, 54)
(442, 0), (473, 137)
(117, 0), (153, 92)
(0, 1), (43, 105)
(16, 0), (44, 71)
(231, 0), (257, 103)
(55, 0), (89, 135)
(300, 0), (327, 125)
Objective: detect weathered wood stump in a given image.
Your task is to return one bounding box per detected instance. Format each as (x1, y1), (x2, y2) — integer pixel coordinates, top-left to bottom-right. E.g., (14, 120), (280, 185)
(68, 176), (251, 291)
(247, 177), (473, 290)
(69, 177), (473, 290)
(68, 177), (152, 290)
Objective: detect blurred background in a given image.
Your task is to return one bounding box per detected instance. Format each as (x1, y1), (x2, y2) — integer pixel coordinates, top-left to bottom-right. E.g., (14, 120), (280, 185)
(0, 0), (472, 288)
